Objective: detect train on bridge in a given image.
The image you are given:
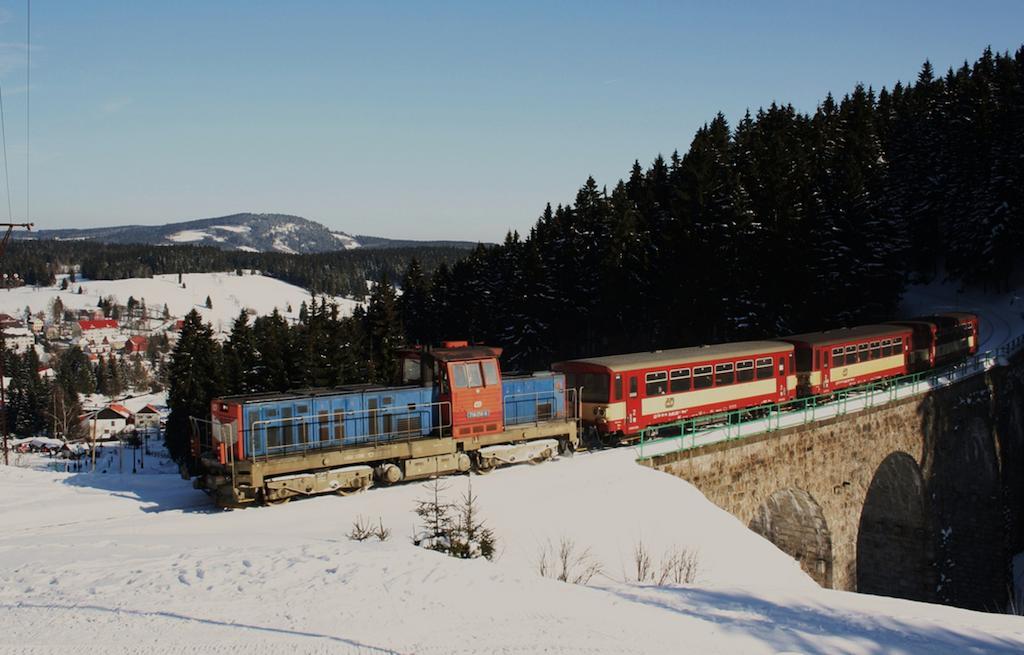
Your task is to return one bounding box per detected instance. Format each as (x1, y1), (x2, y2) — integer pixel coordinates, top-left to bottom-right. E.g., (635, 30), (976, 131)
(188, 313), (978, 507)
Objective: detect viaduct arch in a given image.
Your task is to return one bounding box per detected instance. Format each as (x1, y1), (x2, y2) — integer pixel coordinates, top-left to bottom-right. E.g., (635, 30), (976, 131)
(644, 359), (1024, 611)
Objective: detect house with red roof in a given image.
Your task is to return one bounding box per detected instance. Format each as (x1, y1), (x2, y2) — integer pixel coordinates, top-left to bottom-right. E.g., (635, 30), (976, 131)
(134, 404), (162, 430)
(125, 335), (149, 354)
(74, 319), (125, 355)
(81, 404), (133, 437)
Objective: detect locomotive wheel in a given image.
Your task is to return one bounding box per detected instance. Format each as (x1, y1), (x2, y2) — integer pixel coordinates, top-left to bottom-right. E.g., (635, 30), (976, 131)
(264, 495), (291, 506)
(474, 455), (495, 474)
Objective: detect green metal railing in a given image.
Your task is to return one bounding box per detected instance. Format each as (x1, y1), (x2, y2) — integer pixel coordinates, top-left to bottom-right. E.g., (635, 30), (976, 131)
(637, 335), (1024, 462)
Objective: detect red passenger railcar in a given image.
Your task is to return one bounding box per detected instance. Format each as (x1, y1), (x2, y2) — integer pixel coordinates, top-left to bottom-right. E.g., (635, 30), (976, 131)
(890, 312), (979, 371)
(780, 325), (912, 397)
(553, 341), (796, 441)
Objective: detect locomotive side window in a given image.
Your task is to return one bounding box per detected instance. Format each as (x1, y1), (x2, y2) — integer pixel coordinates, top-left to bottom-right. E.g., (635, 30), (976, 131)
(318, 410), (330, 442)
(693, 366), (713, 389)
(714, 363), (734, 386)
(295, 403), (310, 445)
(645, 371), (668, 396)
(670, 368), (691, 392)
(831, 347), (844, 366)
(858, 343), (869, 363)
(614, 375), (623, 400)
(870, 341), (880, 360)
(755, 357), (773, 379)
(482, 360), (499, 385)
(332, 410), (345, 441)
(736, 360), (754, 382)
(881, 339), (892, 357)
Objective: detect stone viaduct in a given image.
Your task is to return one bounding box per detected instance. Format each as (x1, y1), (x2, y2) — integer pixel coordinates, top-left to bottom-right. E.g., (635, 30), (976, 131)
(643, 353), (1024, 611)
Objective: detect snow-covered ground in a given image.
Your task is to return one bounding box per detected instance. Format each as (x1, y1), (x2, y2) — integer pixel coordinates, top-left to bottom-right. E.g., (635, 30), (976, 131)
(2, 449), (1023, 654)
(0, 272), (362, 334)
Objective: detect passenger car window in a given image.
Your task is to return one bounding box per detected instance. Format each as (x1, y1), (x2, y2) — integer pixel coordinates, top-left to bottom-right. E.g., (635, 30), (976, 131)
(714, 363), (734, 386)
(629, 376), (638, 397)
(614, 375), (623, 400)
(756, 357), (774, 379)
(645, 371), (668, 396)
(736, 360), (754, 382)
(693, 366), (713, 389)
(670, 368), (691, 392)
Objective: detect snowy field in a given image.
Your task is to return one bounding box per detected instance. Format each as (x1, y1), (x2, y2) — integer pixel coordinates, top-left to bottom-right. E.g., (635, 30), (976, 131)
(4, 279), (1024, 652)
(0, 272), (362, 333)
(3, 449), (1024, 654)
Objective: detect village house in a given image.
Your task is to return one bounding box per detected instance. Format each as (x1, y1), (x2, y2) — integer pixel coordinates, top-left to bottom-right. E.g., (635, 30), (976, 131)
(0, 313), (22, 329)
(82, 404), (133, 438)
(2, 326), (35, 353)
(75, 319), (127, 355)
(124, 335), (149, 355)
(134, 404), (161, 431)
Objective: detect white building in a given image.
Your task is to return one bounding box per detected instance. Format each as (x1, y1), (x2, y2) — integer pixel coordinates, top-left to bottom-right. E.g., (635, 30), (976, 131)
(82, 404), (132, 438)
(2, 327), (35, 354)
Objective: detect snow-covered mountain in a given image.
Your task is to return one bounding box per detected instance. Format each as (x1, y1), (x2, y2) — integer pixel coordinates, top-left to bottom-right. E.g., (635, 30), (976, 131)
(18, 213), (477, 254)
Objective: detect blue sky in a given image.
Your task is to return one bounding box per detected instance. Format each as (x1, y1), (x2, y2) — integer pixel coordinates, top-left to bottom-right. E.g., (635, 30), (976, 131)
(0, 1), (1020, 241)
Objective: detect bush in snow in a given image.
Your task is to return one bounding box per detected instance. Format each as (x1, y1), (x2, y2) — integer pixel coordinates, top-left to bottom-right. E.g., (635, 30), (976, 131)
(536, 537), (604, 585)
(630, 540), (700, 585)
(349, 515), (390, 542)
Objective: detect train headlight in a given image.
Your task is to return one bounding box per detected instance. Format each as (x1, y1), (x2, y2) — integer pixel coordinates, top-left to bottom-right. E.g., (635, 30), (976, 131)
(594, 406), (607, 417)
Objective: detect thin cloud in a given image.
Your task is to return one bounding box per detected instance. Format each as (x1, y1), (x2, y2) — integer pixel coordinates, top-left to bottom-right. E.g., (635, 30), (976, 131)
(100, 97), (133, 115)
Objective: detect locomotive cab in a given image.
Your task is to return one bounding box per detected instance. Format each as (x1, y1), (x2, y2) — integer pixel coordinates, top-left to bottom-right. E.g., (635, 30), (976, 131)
(399, 342), (506, 439)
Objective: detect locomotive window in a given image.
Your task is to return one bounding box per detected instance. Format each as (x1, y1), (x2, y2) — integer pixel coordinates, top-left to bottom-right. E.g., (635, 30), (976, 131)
(881, 339), (892, 357)
(482, 360), (499, 386)
(465, 363), (484, 388)
(714, 363), (734, 386)
(858, 343), (869, 363)
(645, 371), (668, 396)
(756, 357), (774, 379)
(736, 360), (754, 382)
(693, 366), (713, 389)
(832, 347), (844, 366)
(318, 411), (330, 442)
(893, 338), (904, 354)
(403, 358), (421, 384)
(295, 403), (310, 445)
(670, 368), (691, 393)
(614, 375), (623, 400)
(332, 410), (345, 441)
(452, 364), (469, 389)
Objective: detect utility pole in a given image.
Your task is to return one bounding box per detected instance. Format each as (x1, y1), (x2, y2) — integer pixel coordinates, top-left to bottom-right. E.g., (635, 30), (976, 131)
(0, 222), (33, 465)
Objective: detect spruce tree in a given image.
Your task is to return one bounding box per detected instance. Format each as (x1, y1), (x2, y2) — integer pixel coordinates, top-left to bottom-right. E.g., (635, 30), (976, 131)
(165, 309), (225, 464)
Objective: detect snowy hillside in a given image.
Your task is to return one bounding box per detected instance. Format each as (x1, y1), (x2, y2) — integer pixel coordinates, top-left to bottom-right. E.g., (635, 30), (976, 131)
(0, 272), (362, 333)
(2, 450), (1023, 653)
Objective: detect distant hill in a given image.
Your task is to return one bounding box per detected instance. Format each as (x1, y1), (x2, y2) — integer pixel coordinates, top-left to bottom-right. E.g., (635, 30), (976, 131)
(18, 213), (482, 254)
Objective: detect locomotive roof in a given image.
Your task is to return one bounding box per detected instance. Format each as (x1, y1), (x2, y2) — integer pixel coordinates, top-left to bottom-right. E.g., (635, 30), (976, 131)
(554, 340), (792, 373)
(779, 324), (911, 347)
